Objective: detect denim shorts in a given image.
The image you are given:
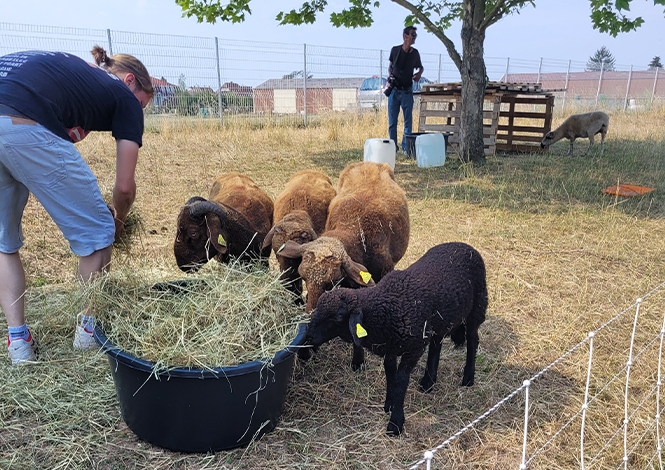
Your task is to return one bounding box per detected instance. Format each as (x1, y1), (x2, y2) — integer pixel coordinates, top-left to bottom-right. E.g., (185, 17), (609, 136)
(0, 116), (115, 256)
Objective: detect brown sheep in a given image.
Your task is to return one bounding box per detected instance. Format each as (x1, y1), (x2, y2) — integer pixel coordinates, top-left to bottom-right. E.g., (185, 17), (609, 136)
(262, 170), (336, 303)
(540, 111), (609, 155)
(174, 172), (274, 272)
(279, 161), (410, 370)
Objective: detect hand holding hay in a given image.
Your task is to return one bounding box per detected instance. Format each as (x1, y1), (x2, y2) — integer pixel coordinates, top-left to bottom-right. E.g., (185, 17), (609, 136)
(106, 201), (145, 249)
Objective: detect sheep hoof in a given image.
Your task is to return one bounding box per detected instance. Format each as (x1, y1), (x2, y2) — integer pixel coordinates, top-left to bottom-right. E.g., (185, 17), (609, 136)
(297, 348), (313, 362)
(352, 361), (365, 372)
(461, 377), (475, 387)
(418, 378), (435, 394)
(386, 421), (403, 437)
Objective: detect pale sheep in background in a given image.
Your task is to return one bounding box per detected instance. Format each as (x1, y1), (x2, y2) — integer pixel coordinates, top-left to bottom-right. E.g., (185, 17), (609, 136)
(541, 111), (609, 155)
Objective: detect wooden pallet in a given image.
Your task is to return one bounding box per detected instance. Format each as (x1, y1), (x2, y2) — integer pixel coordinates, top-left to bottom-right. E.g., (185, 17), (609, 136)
(420, 81), (558, 95)
(416, 83), (555, 155)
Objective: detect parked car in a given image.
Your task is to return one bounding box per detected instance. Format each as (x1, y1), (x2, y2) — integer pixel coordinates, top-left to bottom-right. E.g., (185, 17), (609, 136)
(358, 76), (432, 109)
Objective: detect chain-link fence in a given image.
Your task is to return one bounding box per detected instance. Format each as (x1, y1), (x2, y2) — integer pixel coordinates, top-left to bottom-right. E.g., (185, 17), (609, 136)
(1, 22), (663, 126)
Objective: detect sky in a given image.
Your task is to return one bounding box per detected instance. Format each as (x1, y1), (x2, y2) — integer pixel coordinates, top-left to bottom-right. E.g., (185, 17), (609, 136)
(3, 0), (665, 71)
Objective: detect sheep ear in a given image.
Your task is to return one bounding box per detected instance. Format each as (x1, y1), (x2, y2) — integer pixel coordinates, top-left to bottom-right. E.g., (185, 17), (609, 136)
(262, 225), (280, 250)
(206, 215), (228, 255)
(277, 240), (304, 259)
(348, 308), (366, 347)
(342, 258), (375, 287)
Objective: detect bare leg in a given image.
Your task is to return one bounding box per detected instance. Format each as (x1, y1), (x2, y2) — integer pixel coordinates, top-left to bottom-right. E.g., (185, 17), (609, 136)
(0, 251), (26, 328)
(78, 246), (112, 282)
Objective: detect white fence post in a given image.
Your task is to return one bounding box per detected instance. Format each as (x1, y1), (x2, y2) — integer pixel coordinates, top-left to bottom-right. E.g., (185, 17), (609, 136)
(595, 63), (604, 107)
(562, 59), (571, 114)
(520, 380), (531, 469)
(106, 29), (113, 56)
(504, 57), (510, 82)
(580, 332), (595, 470)
(536, 57), (542, 84)
(623, 299), (642, 470)
(652, 67), (660, 106)
(303, 43), (308, 127)
(215, 37), (223, 124)
(623, 65), (633, 112)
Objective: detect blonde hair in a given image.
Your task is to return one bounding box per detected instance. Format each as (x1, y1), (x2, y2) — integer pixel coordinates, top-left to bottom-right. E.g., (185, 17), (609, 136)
(91, 45), (154, 97)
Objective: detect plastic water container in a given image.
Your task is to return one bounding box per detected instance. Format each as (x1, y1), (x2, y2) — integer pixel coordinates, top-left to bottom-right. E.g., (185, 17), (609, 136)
(364, 138), (396, 170)
(415, 133), (446, 168)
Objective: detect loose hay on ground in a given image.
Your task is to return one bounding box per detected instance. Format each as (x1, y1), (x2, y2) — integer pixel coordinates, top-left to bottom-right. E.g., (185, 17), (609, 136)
(81, 261), (309, 371)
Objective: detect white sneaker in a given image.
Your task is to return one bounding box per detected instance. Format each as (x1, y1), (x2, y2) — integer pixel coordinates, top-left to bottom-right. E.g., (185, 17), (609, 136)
(73, 325), (98, 350)
(7, 334), (37, 364)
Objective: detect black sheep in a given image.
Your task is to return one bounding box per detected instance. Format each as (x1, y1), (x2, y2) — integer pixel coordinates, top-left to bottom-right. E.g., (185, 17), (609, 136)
(305, 242), (488, 436)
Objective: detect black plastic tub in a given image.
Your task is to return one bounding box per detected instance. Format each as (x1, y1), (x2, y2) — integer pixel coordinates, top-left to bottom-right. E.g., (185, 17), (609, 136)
(95, 322), (306, 453)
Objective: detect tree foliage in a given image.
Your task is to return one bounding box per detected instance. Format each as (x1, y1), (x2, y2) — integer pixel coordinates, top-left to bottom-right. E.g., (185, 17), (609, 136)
(282, 70), (314, 79)
(586, 46), (616, 72)
(649, 56), (663, 69)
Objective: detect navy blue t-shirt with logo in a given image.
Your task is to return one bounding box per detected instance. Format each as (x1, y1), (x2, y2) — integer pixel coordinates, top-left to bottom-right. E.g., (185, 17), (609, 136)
(0, 51), (143, 146)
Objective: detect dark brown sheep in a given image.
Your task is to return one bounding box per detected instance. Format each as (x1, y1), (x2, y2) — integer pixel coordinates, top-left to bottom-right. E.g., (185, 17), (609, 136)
(279, 161), (410, 370)
(173, 172), (274, 272)
(262, 170), (336, 303)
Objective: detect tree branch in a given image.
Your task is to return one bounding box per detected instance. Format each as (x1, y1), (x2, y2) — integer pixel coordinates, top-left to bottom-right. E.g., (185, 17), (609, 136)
(480, 0), (508, 31)
(390, 0), (463, 70)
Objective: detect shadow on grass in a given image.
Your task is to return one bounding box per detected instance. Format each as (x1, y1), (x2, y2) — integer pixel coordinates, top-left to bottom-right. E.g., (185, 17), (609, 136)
(310, 137), (665, 219)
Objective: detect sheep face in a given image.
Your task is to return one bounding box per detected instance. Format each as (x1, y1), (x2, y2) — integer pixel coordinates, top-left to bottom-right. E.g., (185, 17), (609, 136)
(306, 290), (356, 347)
(540, 131), (556, 149)
(174, 208), (215, 272)
(278, 237), (373, 312)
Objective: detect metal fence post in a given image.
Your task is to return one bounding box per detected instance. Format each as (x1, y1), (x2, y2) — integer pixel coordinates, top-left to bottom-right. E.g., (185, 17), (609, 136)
(623, 65), (633, 112)
(652, 67), (660, 106)
(106, 29), (113, 55)
(303, 43), (308, 127)
(379, 49), (384, 108)
(504, 57), (510, 82)
(215, 37), (223, 124)
(562, 59), (571, 113)
(437, 53), (442, 83)
(536, 57), (542, 84)
(595, 63), (604, 107)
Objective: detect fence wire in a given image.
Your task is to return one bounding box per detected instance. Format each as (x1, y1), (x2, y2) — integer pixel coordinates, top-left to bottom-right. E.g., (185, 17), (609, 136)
(1, 21), (663, 125)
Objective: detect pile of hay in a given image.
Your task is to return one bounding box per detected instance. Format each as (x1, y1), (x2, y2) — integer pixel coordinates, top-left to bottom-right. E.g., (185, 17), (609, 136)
(82, 261), (308, 371)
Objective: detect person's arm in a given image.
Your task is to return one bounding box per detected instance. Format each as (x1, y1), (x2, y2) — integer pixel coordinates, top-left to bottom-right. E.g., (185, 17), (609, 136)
(111, 139), (138, 235)
(413, 65), (424, 82)
(388, 61), (394, 77)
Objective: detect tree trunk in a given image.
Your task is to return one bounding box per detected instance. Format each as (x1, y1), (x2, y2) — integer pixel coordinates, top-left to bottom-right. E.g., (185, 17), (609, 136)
(459, 12), (487, 164)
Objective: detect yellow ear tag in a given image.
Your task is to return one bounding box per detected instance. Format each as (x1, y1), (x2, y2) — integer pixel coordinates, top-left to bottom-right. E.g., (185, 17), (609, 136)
(359, 271), (372, 283)
(356, 323), (368, 338)
(217, 234), (227, 247)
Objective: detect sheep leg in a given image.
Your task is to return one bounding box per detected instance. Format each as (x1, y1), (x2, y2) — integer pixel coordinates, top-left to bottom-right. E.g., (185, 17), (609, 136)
(386, 351), (420, 436)
(351, 344), (365, 371)
(567, 139), (575, 156)
(383, 354), (398, 413)
(586, 134), (595, 155)
(462, 324), (480, 386)
(419, 333), (444, 393)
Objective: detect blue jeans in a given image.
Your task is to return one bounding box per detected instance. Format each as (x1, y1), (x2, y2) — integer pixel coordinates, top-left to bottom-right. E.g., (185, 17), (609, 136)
(388, 88), (414, 151)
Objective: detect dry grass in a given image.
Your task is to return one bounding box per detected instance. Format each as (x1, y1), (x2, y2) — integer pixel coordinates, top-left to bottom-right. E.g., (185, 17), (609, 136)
(2, 108), (665, 469)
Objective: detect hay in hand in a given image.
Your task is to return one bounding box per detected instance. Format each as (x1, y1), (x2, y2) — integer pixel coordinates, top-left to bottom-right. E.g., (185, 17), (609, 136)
(82, 260), (308, 372)
(113, 205), (145, 249)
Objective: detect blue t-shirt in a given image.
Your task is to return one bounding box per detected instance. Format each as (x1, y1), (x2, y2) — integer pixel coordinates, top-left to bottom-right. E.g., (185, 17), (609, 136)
(0, 51), (143, 146)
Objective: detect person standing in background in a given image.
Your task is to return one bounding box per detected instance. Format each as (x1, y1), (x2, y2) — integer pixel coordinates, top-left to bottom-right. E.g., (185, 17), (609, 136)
(387, 26), (424, 153)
